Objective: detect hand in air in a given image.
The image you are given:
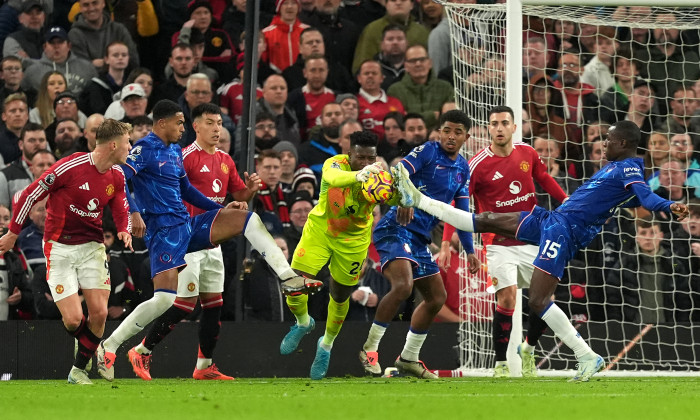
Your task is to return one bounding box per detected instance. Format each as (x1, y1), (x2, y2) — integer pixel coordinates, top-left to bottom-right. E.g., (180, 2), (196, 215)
(355, 162), (382, 183)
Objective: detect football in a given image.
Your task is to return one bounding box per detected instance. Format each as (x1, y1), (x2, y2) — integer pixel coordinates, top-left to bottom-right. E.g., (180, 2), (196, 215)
(361, 170), (395, 204)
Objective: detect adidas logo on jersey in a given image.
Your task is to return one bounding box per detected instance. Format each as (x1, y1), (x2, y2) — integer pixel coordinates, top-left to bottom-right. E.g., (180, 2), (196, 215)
(79, 182), (90, 190)
(200, 165), (210, 172)
(492, 171), (504, 181)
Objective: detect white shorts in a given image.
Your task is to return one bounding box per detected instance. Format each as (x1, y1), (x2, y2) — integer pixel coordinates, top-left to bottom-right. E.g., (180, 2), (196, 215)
(177, 247), (225, 298)
(45, 241), (109, 302)
(485, 244), (538, 292)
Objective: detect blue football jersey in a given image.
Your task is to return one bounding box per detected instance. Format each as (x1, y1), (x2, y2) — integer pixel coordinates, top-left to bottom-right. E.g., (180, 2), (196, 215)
(556, 157), (670, 245)
(378, 141), (470, 242)
(121, 132), (190, 228)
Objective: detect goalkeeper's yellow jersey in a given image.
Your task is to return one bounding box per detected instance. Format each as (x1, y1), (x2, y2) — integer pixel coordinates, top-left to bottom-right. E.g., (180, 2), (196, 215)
(306, 154), (394, 248)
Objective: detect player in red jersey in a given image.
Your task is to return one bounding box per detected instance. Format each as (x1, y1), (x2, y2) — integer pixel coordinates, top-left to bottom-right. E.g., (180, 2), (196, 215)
(126, 103), (260, 381)
(0, 119), (133, 384)
(440, 106), (568, 378)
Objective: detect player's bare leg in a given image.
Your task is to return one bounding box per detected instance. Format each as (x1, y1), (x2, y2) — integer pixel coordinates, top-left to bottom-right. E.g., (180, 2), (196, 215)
(310, 279), (353, 380)
(212, 209), (322, 295)
(529, 269), (603, 382)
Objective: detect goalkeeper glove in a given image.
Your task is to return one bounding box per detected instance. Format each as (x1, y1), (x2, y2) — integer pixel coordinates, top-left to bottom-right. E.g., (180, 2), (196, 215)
(355, 162), (382, 182)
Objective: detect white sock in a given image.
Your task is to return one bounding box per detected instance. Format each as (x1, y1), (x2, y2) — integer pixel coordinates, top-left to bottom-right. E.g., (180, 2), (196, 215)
(244, 212), (296, 279)
(540, 303), (594, 360)
(521, 340), (535, 353)
(417, 196), (474, 232)
(319, 337), (332, 352)
(103, 291), (176, 353)
(135, 341), (151, 355)
(400, 330), (427, 362)
(296, 314), (310, 327)
(363, 322), (387, 352)
(196, 358), (212, 370)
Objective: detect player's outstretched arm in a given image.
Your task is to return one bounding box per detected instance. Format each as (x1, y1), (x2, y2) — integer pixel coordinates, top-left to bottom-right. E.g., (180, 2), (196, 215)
(671, 202), (690, 221)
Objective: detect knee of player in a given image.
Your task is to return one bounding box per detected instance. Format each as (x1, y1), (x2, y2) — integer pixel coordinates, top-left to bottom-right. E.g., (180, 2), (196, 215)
(90, 306), (109, 323)
(527, 296), (548, 314)
(428, 289), (447, 308)
(62, 315), (84, 331)
(390, 282), (414, 300)
(153, 290), (177, 310)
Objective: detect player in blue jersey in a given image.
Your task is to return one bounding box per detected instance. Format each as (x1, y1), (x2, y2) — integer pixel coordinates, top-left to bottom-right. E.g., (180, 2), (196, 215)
(394, 120), (690, 381)
(96, 100), (321, 381)
(359, 110), (481, 379)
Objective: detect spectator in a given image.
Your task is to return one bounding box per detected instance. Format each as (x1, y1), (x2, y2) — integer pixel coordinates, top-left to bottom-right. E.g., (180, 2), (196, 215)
(337, 118), (363, 156)
(102, 221), (135, 321)
(68, 0), (140, 69)
(523, 37), (548, 85)
(151, 43), (195, 104)
(525, 75), (567, 147)
(375, 24), (407, 92)
(3, 1), (46, 62)
(653, 159), (699, 202)
(341, 0), (386, 32)
(281, 27), (354, 94)
(130, 115), (153, 142)
(104, 67), (155, 120)
(52, 118), (83, 158)
(336, 93), (359, 121)
(605, 217), (687, 323)
(622, 79), (659, 152)
(287, 54), (336, 139)
(402, 113), (428, 148)
(44, 91), (87, 149)
(552, 19), (577, 51)
(669, 132), (699, 170)
(356, 60), (405, 139)
(2, 1), (46, 62)
(117, 83), (149, 125)
(297, 102), (343, 176)
(173, 1), (234, 82)
(83, 113), (105, 151)
(416, 0), (443, 30)
(253, 149), (289, 231)
(299, 0), (361, 72)
(644, 132), (671, 179)
(169, 28), (219, 85)
(29, 71), (67, 129)
(178, 73), (214, 147)
(347, 258), (393, 322)
(0, 217), (33, 320)
(273, 140), (299, 190)
(78, 41), (130, 115)
(0, 122), (48, 209)
(257, 74), (301, 147)
(352, 0), (429, 74)
(30, 264), (60, 319)
(635, 11), (700, 115)
(552, 50), (599, 160)
(22, 26), (97, 96)
(533, 136), (580, 209)
(284, 190), (313, 252)
(377, 111), (403, 161)
(291, 165), (317, 198)
(251, 110), (280, 158)
(598, 47), (639, 124)
(16, 196), (46, 271)
(262, 0), (310, 73)
(0, 56), (36, 106)
(669, 199), (700, 281)
(0, 93), (29, 166)
(580, 26), (617, 98)
(660, 86), (700, 137)
(222, 0), (274, 51)
(218, 54), (263, 126)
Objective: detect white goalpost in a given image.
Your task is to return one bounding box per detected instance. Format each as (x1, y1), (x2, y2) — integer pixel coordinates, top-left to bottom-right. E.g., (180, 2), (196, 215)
(440, 1), (700, 376)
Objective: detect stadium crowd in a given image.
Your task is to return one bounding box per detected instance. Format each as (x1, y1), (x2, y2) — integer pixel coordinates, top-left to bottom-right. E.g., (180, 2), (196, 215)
(0, 0), (698, 335)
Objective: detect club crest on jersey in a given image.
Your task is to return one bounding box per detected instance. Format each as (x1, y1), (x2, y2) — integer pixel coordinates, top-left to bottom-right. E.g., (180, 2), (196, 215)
(221, 163), (229, 174)
(456, 172), (463, 183)
(131, 146), (142, 155)
(492, 277), (498, 286)
(212, 179), (222, 193)
(403, 243), (412, 254)
(106, 184), (114, 196)
(188, 282), (196, 292)
(520, 161), (530, 172)
(296, 248), (306, 257)
(331, 162), (341, 169)
(55, 284), (64, 294)
(160, 253), (172, 263)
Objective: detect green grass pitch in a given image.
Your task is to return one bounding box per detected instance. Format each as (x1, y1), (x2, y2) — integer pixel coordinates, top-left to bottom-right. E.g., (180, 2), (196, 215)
(2, 377), (699, 420)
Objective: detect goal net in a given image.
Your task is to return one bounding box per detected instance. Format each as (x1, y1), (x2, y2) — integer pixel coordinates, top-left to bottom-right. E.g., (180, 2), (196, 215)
(441, 1), (700, 375)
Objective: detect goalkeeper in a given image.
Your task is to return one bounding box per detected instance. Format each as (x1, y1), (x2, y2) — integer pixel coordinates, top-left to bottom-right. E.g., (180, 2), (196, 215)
(279, 130), (399, 380)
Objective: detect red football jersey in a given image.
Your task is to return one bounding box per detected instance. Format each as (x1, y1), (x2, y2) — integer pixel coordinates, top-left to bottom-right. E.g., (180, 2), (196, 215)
(302, 85), (336, 129)
(182, 142), (247, 217)
(218, 80), (263, 126)
(357, 89), (405, 139)
(10, 153), (130, 245)
(468, 143), (567, 246)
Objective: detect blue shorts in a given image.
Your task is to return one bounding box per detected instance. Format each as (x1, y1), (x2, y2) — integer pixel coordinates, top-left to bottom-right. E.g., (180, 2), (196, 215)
(373, 224), (439, 280)
(145, 209), (221, 278)
(515, 206), (579, 280)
